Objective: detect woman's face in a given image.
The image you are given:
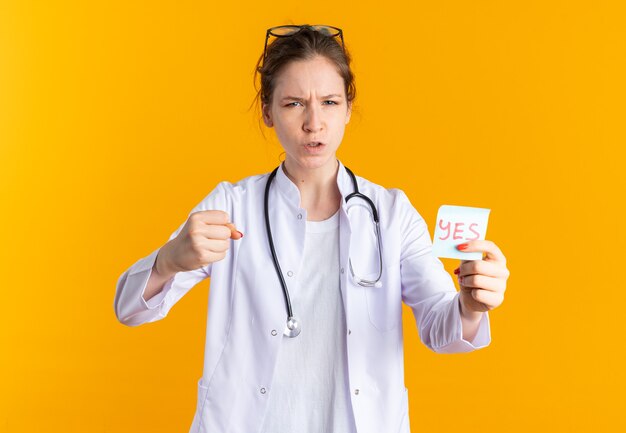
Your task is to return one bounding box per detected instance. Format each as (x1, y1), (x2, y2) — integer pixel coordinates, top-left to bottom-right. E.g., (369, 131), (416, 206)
(262, 55), (352, 172)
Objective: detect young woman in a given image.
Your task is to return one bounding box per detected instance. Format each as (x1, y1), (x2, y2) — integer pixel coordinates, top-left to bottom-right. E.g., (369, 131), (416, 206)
(115, 25), (510, 433)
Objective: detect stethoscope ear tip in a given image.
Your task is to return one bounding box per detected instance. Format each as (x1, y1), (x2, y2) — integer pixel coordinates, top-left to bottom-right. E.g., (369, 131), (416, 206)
(354, 276), (383, 288)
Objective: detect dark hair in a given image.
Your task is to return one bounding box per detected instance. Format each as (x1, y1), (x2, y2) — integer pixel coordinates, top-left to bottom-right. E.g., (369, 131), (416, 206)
(250, 26), (357, 126)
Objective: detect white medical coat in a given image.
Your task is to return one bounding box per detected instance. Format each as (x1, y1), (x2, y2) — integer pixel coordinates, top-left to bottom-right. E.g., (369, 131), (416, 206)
(114, 160), (491, 433)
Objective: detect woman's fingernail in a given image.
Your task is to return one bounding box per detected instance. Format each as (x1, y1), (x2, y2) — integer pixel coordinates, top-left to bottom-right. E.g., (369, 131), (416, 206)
(454, 268), (460, 275)
(237, 231), (244, 238)
(457, 243), (469, 251)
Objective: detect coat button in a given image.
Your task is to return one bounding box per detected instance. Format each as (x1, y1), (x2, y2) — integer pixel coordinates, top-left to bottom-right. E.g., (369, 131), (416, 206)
(287, 271), (293, 277)
(354, 389), (359, 395)
(271, 329), (277, 336)
(260, 387), (267, 394)
(297, 213), (303, 219)
(340, 268), (345, 274)
(348, 329), (351, 335)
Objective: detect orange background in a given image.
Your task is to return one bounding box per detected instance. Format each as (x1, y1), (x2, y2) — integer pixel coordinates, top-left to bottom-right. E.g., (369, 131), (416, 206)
(1, 1), (624, 432)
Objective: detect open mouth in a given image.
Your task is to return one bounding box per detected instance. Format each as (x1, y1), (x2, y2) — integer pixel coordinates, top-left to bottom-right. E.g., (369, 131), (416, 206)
(304, 141), (326, 153)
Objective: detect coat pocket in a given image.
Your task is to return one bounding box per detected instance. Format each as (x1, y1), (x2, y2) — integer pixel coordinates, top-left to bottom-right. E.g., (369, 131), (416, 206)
(361, 263), (402, 331)
(397, 387), (410, 433)
(188, 378), (210, 433)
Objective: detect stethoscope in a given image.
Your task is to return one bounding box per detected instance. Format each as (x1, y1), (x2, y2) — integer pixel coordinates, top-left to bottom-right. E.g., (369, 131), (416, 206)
(264, 164), (383, 338)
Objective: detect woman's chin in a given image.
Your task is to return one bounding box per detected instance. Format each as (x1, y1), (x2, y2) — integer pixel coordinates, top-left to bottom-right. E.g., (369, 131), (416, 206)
(287, 152), (337, 171)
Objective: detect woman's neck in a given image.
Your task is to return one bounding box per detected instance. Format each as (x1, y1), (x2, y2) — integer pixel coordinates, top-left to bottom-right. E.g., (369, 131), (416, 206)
(283, 158), (342, 221)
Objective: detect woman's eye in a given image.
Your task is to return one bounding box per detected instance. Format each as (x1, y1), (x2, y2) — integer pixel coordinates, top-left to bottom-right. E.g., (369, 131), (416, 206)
(286, 101), (338, 107)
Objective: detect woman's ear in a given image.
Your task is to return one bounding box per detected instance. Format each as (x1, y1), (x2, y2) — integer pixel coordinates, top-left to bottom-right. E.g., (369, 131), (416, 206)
(345, 101), (352, 125)
(262, 103), (274, 128)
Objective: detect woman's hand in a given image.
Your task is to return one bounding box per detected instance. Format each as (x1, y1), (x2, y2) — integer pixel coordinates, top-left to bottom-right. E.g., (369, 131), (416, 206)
(156, 210), (243, 275)
(454, 240), (510, 318)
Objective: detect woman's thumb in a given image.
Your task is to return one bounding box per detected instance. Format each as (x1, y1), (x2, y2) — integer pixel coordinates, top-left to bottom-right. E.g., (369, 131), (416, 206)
(224, 222), (244, 240)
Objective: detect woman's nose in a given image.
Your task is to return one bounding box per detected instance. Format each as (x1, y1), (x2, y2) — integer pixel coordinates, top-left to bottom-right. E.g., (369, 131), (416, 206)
(303, 105), (323, 132)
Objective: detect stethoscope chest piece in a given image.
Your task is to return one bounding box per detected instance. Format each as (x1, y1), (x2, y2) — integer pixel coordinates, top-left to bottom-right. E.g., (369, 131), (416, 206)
(283, 316), (301, 337)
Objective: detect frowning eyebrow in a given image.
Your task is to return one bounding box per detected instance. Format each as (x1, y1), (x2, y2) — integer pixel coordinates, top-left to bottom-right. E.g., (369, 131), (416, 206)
(280, 94), (343, 102)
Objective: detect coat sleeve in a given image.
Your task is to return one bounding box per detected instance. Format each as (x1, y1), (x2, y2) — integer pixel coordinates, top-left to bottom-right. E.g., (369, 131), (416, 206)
(113, 181), (232, 326)
(396, 190), (491, 353)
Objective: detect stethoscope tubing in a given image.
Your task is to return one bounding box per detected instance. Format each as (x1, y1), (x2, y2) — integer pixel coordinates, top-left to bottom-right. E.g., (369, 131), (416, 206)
(264, 168), (295, 320)
(264, 164), (382, 337)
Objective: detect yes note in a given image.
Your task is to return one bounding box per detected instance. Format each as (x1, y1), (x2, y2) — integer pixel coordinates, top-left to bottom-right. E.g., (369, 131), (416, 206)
(432, 205), (491, 260)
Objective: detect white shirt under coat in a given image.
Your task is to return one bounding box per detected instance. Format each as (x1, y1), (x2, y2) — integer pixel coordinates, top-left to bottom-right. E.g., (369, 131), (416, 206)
(114, 159), (492, 433)
(259, 210), (356, 433)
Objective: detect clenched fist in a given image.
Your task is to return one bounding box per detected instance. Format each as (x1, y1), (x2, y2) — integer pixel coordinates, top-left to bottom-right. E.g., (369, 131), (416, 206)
(156, 210), (243, 275)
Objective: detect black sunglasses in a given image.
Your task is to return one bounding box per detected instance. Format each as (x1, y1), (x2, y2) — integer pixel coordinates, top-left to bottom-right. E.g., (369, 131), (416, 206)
(262, 25), (345, 67)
